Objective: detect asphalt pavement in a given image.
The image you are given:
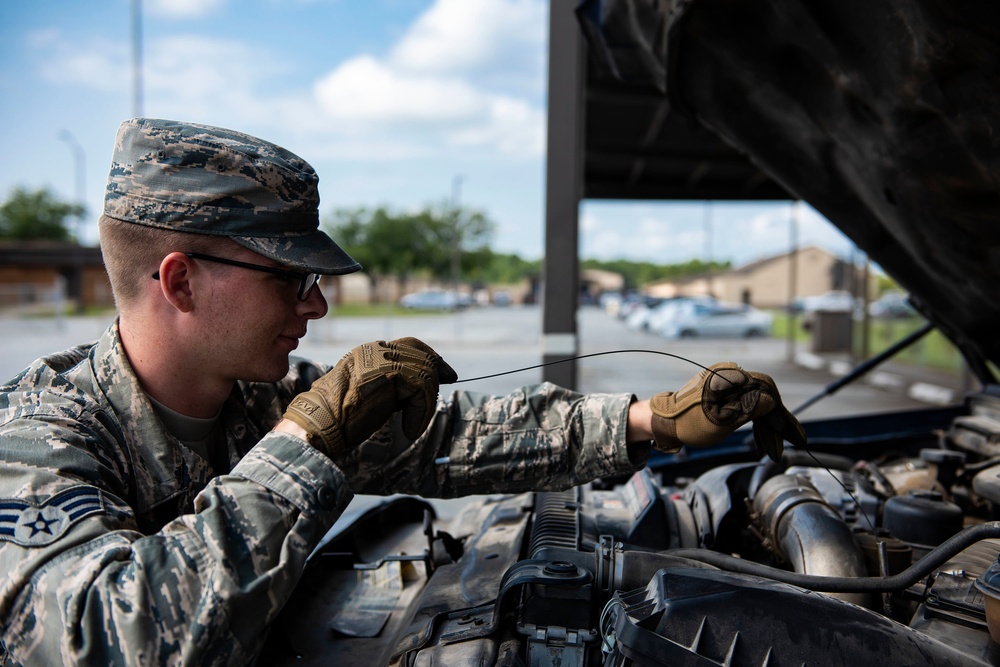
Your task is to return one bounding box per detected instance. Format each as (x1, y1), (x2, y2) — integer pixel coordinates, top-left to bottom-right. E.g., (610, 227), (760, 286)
(1, 305), (970, 422)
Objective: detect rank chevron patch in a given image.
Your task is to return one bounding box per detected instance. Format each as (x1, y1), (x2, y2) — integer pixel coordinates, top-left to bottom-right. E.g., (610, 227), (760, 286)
(0, 486), (105, 547)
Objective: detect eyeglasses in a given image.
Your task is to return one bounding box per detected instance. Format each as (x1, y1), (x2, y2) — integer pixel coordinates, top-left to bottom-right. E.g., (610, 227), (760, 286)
(152, 252), (322, 301)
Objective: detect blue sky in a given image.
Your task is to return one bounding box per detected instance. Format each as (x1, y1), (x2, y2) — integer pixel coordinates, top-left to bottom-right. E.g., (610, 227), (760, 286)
(0, 0), (856, 266)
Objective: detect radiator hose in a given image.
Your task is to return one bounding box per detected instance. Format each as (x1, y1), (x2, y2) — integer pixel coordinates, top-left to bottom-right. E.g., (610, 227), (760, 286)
(670, 521), (1000, 593)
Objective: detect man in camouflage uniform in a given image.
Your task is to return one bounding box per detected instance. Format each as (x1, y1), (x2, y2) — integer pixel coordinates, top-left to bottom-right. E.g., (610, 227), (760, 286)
(0, 118), (803, 666)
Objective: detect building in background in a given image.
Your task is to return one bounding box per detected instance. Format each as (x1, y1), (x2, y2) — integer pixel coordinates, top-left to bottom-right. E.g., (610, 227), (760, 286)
(0, 242), (111, 312)
(645, 246), (871, 309)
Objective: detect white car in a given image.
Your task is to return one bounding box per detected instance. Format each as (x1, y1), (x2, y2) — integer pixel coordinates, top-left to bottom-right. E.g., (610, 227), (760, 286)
(793, 290), (857, 314)
(646, 297), (716, 334)
(657, 300), (773, 339)
(868, 291), (918, 318)
(623, 297), (668, 330)
(399, 289), (465, 311)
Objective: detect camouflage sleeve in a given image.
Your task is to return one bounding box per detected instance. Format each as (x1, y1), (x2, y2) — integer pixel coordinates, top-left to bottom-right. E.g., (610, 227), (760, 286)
(0, 423), (350, 666)
(345, 383), (649, 498)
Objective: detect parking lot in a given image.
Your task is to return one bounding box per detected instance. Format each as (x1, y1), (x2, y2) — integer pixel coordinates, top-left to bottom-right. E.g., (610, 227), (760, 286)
(1, 305), (954, 423)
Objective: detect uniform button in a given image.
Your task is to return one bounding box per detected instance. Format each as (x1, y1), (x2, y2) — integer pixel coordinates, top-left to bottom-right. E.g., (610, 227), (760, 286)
(317, 485), (337, 509)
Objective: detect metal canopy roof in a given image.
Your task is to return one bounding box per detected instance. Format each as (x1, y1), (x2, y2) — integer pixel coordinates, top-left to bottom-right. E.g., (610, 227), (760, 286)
(582, 73), (794, 202)
(541, 0), (795, 389)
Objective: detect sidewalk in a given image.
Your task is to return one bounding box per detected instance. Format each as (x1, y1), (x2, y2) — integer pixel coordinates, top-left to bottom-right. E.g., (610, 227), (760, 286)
(793, 350), (976, 406)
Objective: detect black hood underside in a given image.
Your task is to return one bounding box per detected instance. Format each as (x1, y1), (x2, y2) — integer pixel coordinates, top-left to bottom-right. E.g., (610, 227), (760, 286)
(579, 0), (1000, 371)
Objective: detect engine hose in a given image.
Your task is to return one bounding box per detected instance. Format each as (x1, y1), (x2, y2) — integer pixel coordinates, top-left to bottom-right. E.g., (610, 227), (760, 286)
(746, 449), (854, 500)
(670, 521), (1000, 593)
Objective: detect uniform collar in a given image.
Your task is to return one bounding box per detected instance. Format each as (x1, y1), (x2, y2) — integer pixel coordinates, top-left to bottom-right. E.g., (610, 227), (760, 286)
(90, 320), (201, 513)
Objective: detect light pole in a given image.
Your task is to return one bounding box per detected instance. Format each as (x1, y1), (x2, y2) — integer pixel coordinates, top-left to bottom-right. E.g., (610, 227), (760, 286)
(132, 0), (144, 117)
(58, 129), (86, 242)
(703, 200), (713, 297)
(787, 200), (800, 362)
(450, 174), (464, 290)
(58, 129), (87, 312)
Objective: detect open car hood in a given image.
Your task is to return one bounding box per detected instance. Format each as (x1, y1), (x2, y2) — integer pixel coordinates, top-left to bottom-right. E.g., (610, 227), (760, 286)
(578, 0), (1000, 373)
(257, 6), (1000, 665)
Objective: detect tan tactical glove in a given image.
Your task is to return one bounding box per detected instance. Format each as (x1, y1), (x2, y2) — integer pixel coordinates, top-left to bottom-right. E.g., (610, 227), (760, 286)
(649, 362), (806, 462)
(283, 337), (458, 461)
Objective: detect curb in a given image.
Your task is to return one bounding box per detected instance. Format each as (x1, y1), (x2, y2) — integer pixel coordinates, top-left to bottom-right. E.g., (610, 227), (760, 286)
(793, 352), (957, 406)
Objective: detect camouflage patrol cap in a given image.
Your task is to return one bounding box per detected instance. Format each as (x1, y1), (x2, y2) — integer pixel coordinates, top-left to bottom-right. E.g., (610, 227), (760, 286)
(104, 118), (361, 275)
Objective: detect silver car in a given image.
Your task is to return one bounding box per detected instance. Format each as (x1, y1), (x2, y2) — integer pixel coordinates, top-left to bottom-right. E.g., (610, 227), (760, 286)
(657, 300), (773, 339)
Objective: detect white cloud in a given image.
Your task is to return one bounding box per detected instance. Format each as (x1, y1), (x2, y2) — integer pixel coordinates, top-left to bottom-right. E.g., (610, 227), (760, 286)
(635, 215), (706, 261)
(145, 0), (227, 19)
(390, 0), (546, 81)
(746, 207), (790, 237)
(579, 201), (860, 266)
(133, 35), (338, 139)
(797, 205), (854, 254)
(315, 55), (485, 124)
(445, 95), (544, 154)
(29, 30), (284, 118)
(146, 36), (274, 98)
(581, 211), (707, 263)
(26, 28), (61, 48)
(740, 204), (854, 261)
(312, 0), (547, 157)
(300, 136), (440, 162)
(313, 55), (545, 156)
(32, 30), (128, 92)
(29, 0), (548, 161)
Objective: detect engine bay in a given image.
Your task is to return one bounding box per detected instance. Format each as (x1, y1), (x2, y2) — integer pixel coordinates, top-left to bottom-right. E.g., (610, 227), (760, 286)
(261, 388), (1000, 666)
(248, 1), (1000, 662)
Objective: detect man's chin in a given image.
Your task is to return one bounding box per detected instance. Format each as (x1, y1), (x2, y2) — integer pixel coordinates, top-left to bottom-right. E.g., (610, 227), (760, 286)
(239, 359), (292, 384)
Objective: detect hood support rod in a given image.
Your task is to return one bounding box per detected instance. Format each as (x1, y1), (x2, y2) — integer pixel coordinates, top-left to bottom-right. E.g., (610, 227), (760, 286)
(793, 322), (934, 415)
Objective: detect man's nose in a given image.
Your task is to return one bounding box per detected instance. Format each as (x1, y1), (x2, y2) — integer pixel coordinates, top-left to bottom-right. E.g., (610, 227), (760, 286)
(298, 282), (329, 320)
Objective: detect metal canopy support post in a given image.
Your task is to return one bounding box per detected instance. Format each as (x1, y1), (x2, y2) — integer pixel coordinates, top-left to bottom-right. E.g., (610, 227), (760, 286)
(542, 0), (586, 389)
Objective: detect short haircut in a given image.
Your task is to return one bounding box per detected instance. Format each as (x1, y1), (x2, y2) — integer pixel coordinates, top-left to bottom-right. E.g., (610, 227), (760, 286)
(98, 214), (239, 308)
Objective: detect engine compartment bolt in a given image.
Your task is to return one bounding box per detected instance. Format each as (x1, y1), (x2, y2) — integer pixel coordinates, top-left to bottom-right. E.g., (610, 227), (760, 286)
(544, 561), (577, 576)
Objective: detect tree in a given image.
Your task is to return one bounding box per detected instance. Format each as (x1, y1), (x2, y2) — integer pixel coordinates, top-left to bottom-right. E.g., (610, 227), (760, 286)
(325, 207), (427, 302)
(477, 252), (541, 284)
(0, 187), (84, 241)
(324, 204), (495, 300)
(421, 201), (495, 285)
(581, 257), (732, 290)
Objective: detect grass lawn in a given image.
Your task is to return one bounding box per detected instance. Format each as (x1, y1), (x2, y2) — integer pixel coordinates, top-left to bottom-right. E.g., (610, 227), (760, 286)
(328, 302), (454, 317)
(862, 318), (964, 373)
(771, 312), (965, 376)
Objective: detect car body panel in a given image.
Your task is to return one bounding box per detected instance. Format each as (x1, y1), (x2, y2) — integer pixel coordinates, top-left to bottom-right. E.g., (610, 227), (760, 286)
(399, 289), (466, 311)
(657, 299), (773, 339)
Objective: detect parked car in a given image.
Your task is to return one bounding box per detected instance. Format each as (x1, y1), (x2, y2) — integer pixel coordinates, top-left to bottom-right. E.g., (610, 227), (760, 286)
(645, 296), (715, 335)
(622, 296), (667, 330)
(492, 290), (512, 307)
(616, 294), (661, 322)
(791, 290), (857, 314)
(399, 289), (466, 311)
(869, 291), (918, 319)
(598, 290), (623, 315)
(657, 300), (773, 339)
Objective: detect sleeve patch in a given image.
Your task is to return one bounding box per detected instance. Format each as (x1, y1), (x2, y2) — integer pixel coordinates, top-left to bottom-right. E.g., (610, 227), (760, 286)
(0, 486), (105, 547)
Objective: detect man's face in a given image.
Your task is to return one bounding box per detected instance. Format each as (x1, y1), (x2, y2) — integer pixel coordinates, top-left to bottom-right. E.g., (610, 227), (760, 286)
(191, 245), (329, 384)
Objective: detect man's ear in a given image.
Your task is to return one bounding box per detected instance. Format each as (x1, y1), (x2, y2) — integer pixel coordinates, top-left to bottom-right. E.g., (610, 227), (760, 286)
(156, 252), (196, 313)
